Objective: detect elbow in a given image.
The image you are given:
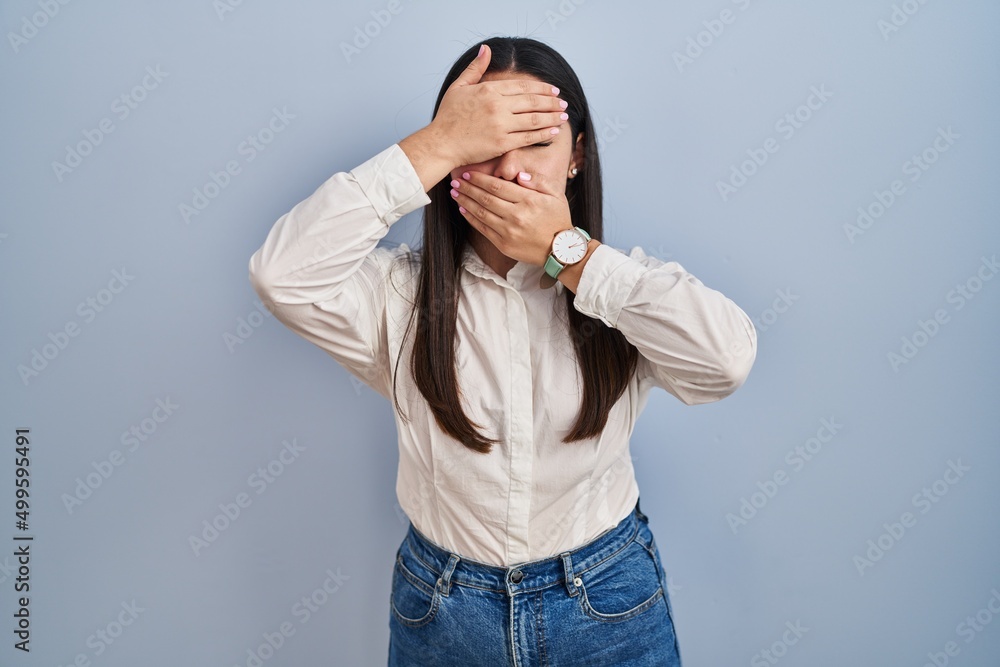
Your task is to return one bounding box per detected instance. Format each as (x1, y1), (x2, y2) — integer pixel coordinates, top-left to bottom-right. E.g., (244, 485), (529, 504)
(247, 251), (282, 313)
(714, 320), (758, 397)
(247, 252), (270, 298)
(677, 325), (757, 405)
(715, 356), (753, 399)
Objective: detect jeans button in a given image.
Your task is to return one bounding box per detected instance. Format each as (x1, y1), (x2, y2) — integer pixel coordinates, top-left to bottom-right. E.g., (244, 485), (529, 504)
(510, 569), (523, 583)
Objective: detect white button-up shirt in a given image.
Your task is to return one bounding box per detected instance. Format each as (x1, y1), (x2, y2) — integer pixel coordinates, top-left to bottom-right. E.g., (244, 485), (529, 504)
(248, 143), (757, 567)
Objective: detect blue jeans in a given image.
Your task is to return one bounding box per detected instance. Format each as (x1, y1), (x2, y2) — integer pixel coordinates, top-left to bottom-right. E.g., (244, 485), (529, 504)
(387, 498), (682, 666)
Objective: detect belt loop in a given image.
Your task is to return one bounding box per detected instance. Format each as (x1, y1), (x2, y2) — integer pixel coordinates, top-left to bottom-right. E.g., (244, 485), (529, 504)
(560, 552), (579, 597)
(437, 554), (460, 597)
(635, 496), (649, 523)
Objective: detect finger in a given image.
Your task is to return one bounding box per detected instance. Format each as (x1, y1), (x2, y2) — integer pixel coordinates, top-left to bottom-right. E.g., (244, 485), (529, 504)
(457, 171), (525, 205)
(452, 43), (490, 88)
(507, 126), (563, 150)
(509, 110), (569, 134)
(491, 78), (561, 98)
(451, 183), (508, 230)
(507, 93), (569, 115)
(518, 170), (568, 200)
(457, 204), (501, 246)
(514, 170), (546, 194)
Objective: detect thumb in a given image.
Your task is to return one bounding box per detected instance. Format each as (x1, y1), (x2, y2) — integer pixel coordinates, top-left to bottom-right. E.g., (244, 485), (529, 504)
(453, 43), (490, 88)
(516, 170), (556, 197)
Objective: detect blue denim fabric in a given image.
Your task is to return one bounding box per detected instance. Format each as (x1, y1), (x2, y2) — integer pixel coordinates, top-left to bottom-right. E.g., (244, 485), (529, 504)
(387, 498), (682, 666)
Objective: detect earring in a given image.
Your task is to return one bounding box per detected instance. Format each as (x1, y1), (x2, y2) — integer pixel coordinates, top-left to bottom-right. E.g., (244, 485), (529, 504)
(570, 168), (578, 177)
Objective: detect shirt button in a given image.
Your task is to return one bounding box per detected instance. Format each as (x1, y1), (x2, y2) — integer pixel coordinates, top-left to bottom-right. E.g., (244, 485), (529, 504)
(510, 569), (524, 583)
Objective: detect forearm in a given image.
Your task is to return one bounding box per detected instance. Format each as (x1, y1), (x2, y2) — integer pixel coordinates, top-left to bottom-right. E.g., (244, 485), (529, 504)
(398, 125), (456, 193)
(556, 239), (601, 294)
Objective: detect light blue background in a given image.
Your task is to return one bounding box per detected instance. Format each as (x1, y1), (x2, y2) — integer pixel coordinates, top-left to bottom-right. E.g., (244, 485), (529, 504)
(2, 1), (998, 665)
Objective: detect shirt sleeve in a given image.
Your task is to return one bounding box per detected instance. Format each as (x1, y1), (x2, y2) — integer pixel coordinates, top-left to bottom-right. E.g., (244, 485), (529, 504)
(247, 143), (431, 399)
(571, 243), (757, 405)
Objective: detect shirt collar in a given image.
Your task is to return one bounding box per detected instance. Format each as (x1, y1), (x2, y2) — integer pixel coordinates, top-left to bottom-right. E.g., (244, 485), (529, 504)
(460, 243), (564, 295)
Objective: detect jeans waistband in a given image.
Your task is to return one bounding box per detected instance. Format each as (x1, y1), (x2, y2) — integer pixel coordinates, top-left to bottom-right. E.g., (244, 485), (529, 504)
(402, 497), (650, 597)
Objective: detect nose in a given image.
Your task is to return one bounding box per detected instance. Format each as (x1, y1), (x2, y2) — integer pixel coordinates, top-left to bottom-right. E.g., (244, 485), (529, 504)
(491, 150), (523, 182)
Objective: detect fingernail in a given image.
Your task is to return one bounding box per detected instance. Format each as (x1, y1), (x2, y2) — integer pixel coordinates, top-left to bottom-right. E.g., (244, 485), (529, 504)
(459, 206), (467, 214)
(550, 127), (560, 135)
(462, 172), (471, 180)
(478, 44), (485, 57)
(450, 189), (459, 198)
(450, 179), (460, 188)
(551, 86), (559, 95)
(519, 172), (531, 181)
(559, 100), (568, 109)
(560, 112), (569, 120)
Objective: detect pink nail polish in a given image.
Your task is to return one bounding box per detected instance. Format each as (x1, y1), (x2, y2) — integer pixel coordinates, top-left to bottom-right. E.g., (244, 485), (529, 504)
(559, 100), (568, 109)
(459, 206), (467, 214)
(451, 179), (460, 188)
(462, 172), (471, 180)
(560, 113), (568, 120)
(550, 127), (560, 135)
(450, 189), (459, 198)
(552, 86), (559, 95)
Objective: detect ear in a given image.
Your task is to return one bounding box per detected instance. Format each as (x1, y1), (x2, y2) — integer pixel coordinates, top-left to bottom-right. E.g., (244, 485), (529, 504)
(569, 131), (586, 178)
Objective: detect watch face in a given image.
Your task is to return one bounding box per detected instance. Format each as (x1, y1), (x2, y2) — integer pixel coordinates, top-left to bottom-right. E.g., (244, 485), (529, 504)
(552, 229), (588, 264)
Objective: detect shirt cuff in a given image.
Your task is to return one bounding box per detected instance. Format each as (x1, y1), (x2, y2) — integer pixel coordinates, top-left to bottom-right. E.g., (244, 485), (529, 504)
(572, 244), (648, 327)
(350, 143), (431, 227)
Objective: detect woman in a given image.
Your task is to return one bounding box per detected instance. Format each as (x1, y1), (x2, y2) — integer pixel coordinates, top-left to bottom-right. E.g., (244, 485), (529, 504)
(249, 36), (756, 667)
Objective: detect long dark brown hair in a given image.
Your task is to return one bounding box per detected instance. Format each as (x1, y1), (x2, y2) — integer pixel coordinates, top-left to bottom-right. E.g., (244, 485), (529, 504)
(390, 36), (638, 454)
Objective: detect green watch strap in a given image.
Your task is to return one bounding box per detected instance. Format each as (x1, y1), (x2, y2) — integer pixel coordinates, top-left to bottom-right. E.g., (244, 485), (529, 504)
(544, 254), (565, 279)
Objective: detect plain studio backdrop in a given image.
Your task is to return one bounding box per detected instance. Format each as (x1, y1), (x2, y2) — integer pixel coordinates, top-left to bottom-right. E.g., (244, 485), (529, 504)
(2, 1), (998, 665)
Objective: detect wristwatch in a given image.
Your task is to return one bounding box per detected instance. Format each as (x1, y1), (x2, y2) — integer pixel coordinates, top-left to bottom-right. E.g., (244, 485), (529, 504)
(543, 226), (591, 281)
